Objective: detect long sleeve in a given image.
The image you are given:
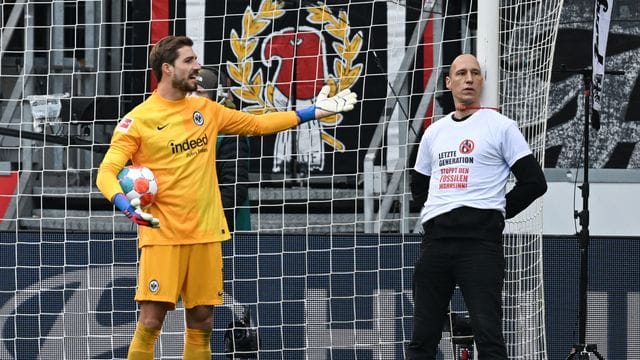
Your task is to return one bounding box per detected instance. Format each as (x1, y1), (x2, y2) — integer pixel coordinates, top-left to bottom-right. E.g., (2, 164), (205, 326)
(216, 105), (299, 136)
(505, 154), (548, 219)
(410, 170), (431, 207)
(96, 127), (139, 202)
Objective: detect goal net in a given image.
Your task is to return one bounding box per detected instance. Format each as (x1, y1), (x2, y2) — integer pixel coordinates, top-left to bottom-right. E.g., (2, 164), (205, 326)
(0, 0), (562, 359)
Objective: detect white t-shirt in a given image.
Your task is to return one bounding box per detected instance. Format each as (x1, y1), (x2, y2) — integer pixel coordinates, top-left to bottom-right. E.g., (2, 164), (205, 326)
(414, 109), (532, 223)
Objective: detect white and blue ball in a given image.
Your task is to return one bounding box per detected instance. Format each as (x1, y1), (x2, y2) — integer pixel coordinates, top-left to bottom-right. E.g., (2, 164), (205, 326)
(117, 165), (158, 208)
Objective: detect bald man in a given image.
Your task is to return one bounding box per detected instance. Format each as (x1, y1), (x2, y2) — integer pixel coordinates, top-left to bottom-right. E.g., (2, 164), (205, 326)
(407, 54), (547, 359)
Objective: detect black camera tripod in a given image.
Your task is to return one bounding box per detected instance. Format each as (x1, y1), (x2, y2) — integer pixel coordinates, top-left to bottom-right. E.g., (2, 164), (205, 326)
(560, 66), (623, 360)
(224, 305), (259, 359)
(445, 311), (475, 360)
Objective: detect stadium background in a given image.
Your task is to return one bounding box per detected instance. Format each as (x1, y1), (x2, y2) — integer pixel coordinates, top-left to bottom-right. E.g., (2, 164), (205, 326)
(0, 0), (639, 359)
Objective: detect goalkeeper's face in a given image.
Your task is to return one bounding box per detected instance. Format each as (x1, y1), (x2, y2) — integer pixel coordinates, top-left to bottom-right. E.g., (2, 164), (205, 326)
(169, 46), (201, 93)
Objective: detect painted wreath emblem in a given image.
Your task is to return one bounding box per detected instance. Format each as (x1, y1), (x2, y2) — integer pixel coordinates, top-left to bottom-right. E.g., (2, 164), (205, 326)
(226, 0), (363, 153)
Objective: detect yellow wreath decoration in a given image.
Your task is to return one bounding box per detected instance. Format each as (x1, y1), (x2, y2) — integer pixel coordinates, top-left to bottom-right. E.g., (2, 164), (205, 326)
(226, 0), (284, 114)
(226, 0), (363, 151)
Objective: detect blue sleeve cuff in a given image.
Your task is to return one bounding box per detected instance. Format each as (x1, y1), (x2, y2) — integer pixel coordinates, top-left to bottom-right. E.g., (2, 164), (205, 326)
(112, 193), (131, 213)
(295, 105), (316, 123)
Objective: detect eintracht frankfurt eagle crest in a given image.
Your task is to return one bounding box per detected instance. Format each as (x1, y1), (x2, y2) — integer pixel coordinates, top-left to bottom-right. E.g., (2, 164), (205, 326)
(226, 0), (363, 172)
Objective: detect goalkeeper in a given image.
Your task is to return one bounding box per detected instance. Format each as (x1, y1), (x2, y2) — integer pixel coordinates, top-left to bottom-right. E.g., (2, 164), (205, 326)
(96, 35), (357, 360)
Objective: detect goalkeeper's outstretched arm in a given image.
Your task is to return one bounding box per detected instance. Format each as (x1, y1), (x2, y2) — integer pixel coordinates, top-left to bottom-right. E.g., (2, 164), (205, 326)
(217, 84), (358, 135)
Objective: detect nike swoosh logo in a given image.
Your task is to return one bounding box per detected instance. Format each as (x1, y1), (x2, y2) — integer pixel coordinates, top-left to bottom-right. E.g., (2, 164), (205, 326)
(157, 124), (169, 130)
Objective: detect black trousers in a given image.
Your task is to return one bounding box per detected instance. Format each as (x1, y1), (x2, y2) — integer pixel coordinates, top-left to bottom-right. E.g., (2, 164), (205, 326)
(406, 235), (508, 359)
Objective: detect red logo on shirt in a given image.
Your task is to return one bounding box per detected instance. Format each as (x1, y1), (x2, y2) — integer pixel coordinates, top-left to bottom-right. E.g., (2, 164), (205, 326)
(116, 117), (133, 132)
(459, 139), (475, 154)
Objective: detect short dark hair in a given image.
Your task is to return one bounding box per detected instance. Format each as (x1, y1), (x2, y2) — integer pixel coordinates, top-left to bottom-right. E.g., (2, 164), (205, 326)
(149, 36), (194, 81)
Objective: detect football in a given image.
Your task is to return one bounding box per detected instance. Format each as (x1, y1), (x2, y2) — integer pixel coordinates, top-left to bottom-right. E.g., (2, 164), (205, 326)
(117, 165), (158, 208)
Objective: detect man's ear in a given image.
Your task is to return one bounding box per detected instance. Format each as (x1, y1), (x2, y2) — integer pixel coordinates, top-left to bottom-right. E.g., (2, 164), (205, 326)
(161, 62), (173, 77)
(445, 76), (451, 90)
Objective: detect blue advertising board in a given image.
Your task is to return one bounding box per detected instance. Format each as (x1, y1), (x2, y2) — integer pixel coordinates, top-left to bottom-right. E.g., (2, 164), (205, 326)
(0, 232), (638, 359)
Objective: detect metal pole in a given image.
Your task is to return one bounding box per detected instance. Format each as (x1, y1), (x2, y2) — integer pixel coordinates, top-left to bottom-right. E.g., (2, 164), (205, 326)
(578, 74), (591, 346)
(477, 0), (499, 108)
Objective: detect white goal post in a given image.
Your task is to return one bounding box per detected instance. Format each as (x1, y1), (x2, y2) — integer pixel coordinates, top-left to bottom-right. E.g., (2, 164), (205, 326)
(0, 0), (563, 359)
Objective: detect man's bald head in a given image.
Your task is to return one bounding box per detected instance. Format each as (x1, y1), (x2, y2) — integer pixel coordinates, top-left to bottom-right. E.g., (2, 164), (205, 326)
(446, 54), (484, 115)
(449, 54), (482, 77)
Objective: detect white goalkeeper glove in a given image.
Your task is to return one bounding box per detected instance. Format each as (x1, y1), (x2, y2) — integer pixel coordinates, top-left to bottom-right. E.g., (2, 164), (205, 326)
(113, 193), (160, 228)
(316, 85), (357, 113)
(296, 85), (358, 123)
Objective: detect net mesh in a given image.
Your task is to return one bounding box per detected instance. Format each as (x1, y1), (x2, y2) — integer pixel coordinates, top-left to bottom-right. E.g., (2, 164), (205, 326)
(0, 0), (564, 358)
